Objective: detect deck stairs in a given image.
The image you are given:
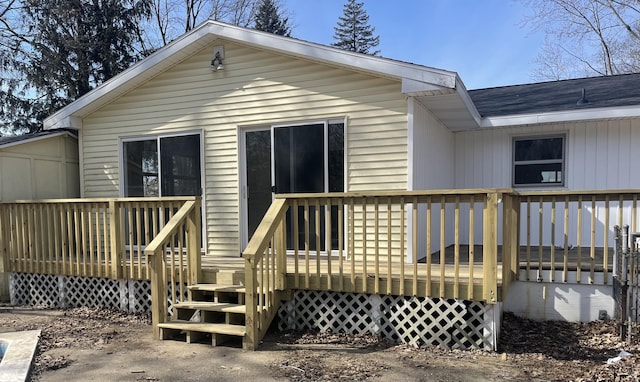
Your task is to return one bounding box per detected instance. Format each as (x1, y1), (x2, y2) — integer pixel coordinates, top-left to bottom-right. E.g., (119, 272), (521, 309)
(157, 283), (249, 346)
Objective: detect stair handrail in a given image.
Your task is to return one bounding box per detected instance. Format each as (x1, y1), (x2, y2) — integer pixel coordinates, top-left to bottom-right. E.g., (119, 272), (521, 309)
(242, 198), (289, 350)
(144, 197), (201, 339)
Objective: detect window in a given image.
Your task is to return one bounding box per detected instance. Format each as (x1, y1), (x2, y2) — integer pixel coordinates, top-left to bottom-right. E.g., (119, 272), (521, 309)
(513, 135), (565, 187)
(122, 133), (202, 197)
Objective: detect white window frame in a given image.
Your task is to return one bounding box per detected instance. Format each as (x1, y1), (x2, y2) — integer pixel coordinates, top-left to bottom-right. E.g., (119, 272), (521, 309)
(239, 118), (347, 253)
(119, 130), (206, 251)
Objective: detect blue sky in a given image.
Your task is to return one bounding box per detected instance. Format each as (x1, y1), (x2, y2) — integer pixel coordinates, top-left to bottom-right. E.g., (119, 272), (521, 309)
(282, 0), (544, 90)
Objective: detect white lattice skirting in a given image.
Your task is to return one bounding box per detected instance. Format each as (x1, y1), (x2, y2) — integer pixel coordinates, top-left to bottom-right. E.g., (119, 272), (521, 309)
(278, 290), (501, 350)
(10, 272), (153, 313)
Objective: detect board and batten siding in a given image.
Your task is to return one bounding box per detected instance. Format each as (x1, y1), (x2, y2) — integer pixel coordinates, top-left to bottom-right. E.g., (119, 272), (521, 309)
(79, 41), (408, 256)
(453, 118), (640, 247)
(0, 135), (79, 202)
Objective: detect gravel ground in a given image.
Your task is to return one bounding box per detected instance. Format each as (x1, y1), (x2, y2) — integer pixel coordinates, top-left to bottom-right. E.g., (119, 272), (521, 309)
(0, 305), (639, 381)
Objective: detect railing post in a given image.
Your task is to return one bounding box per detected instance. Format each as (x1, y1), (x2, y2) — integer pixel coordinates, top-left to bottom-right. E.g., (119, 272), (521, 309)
(501, 192), (520, 301)
(109, 200), (123, 279)
(186, 197), (201, 285)
(276, 218), (286, 290)
(149, 249), (167, 339)
(0, 204), (10, 302)
(483, 192), (499, 304)
(243, 256), (258, 350)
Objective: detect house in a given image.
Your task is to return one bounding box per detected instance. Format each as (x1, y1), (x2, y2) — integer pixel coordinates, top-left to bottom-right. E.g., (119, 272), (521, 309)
(2, 20), (639, 350)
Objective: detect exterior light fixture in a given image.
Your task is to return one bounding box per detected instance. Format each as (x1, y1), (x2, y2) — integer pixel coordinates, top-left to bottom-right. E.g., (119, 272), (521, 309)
(210, 46), (224, 71)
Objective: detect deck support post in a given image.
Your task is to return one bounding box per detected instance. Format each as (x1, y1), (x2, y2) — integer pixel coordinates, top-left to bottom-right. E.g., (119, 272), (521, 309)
(187, 197), (201, 285)
(244, 256), (257, 350)
(0, 204), (10, 302)
(501, 192), (520, 301)
(109, 200), (123, 279)
(149, 250), (167, 339)
(483, 192), (499, 304)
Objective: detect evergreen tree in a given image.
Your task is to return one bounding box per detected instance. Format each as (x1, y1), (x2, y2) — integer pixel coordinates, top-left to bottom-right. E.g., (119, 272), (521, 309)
(332, 0), (379, 55)
(254, 0), (291, 37)
(0, 0), (151, 133)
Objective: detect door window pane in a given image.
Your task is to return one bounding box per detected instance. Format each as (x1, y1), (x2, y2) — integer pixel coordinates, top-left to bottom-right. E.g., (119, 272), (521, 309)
(123, 140), (158, 197)
(246, 130), (272, 239)
(274, 124), (324, 194)
(160, 135), (201, 196)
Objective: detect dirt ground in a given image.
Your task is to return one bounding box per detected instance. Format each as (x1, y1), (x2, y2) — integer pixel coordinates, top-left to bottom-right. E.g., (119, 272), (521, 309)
(0, 305), (639, 382)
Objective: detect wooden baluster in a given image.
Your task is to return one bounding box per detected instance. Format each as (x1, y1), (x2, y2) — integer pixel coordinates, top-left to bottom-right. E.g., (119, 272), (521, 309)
(349, 199), (355, 292)
(550, 198), (556, 282)
(526, 197), (531, 280)
(338, 199), (344, 292)
(468, 196), (475, 300)
(315, 199), (321, 288)
(412, 197), (418, 296)
(89, 203), (96, 277)
(426, 196), (432, 297)
(454, 196), (460, 299)
(304, 199), (310, 289)
(603, 196), (610, 284)
(386, 198), (392, 295)
(439, 196), (445, 298)
(399, 197), (405, 296)
(563, 196), (569, 283)
(293, 199), (299, 289)
(374, 198), (380, 294)
(577, 196), (583, 283)
(362, 198), (367, 293)
(538, 196), (543, 280)
(326, 198), (333, 291)
(590, 196), (596, 283)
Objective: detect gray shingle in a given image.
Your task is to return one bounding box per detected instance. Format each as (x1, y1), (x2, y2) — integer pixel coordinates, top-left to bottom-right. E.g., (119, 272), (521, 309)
(469, 73), (640, 117)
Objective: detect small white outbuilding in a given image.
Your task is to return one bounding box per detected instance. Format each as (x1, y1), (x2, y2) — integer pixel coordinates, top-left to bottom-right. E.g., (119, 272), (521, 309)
(0, 129), (79, 201)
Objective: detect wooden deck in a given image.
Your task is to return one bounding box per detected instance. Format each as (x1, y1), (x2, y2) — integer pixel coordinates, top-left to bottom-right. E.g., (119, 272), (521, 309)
(1, 189), (637, 349)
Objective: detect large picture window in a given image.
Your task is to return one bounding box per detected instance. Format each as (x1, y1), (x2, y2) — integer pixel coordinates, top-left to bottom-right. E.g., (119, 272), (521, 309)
(513, 135), (565, 187)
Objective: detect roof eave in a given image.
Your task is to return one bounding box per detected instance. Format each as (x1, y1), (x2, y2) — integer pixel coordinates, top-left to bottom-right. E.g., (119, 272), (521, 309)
(0, 130), (78, 149)
(479, 104), (640, 128)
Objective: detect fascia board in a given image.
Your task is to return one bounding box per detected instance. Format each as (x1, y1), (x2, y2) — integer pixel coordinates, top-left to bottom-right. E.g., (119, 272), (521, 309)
(480, 105), (640, 128)
(0, 131), (77, 149)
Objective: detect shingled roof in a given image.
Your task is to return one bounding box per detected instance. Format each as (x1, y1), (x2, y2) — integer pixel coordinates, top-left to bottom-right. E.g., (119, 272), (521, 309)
(0, 128), (77, 148)
(469, 73), (640, 117)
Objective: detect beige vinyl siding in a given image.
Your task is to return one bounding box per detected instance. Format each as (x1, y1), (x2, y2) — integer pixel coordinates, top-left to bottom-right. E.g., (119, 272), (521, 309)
(0, 135), (79, 201)
(80, 41), (408, 256)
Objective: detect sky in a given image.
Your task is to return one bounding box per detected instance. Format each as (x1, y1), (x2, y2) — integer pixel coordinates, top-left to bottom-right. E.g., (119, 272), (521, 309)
(282, 0), (545, 90)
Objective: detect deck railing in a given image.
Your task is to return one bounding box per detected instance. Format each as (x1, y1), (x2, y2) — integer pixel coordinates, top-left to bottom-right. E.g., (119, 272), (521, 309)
(0, 197), (195, 281)
(242, 198), (288, 350)
(516, 190), (640, 285)
(144, 198), (201, 338)
(243, 189), (515, 309)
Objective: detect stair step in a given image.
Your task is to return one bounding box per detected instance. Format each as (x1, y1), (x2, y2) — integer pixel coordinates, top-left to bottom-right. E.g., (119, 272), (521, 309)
(173, 301), (245, 314)
(158, 321), (246, 337)
(188, 284), (246, 293)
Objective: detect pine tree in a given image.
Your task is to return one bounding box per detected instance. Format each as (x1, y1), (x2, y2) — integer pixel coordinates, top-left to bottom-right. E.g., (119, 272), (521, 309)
(0, 0), (151, 133)
(254, 0), (291, 37)
(332, 0), (379, 55)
